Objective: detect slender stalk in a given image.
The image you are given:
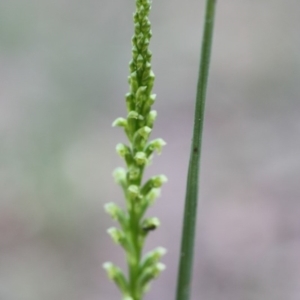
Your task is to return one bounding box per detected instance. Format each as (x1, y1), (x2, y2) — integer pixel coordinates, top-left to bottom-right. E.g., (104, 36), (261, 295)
(175, 1), (217, 300)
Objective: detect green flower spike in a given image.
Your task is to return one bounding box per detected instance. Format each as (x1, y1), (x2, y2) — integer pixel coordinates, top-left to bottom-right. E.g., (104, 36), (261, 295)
(104, 1), (167, 299)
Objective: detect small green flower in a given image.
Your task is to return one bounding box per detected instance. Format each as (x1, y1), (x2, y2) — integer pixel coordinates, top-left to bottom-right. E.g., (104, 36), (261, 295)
(105, 1), (166, 299)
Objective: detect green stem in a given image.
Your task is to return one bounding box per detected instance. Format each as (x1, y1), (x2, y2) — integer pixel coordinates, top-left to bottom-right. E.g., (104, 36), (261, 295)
(175, 1), (217, 300)
(128, 199), (141, 300)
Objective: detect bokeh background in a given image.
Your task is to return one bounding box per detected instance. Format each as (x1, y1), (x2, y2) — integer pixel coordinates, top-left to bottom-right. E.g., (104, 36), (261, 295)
(1, 0), (300, 299)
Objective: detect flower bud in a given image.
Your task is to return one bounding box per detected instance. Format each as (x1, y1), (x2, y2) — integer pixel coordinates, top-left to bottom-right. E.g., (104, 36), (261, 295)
(134, 152), (148, 165)
(128, 166), (140, 180)
(129, 72), (138, 93)
(142, 94), (156, 116)
(146, 138), (166, 156)
(143, 62), (151, 76)
(141, 175), (167, 195)
(133, 12), (139, 23)
(142, 217), (160, 232)
(138, 262), (166, 289)
(104, 202), (121, 220)
(107, 227), (124, 245)
(140, 247), (167, 273)
(152, 175), (168, 187)
(132, 46), (138, 61)
(138, 126), (152, 139)
(113, 168), (127, 186)
(146, 110), (157, 128)
(133, 126), (152, 150)
(138, 4), (146, 17)
(125, 93), (134, 111)
(127, 111), (144, 120)
(147, 70), (155, 92)
(146, 188), (161, 205)
(104, 203), (128, 230)
(116, 144), (133, 166)
(136, 86), (147, 103)
(134, 23), (140, 35)
(112, 117), (127, 128)
(154, 262), (166, 276)
(136, 55), (144, 70)
(128, 185), (140, 200)
(149, 94), (156, 104)
(103, 262), (129, 294)
(142, 38), (150, 51)
(116, 143), (129, 158)
(107, 227), (132, 252)
(130, 63), (136, 75)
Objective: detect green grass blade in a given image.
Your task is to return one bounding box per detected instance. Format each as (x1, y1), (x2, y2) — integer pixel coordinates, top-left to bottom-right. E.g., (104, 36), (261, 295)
(175, 1), (217, 300)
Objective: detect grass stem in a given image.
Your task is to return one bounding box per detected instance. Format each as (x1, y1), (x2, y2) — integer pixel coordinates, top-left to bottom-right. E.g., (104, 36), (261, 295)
(175, 1), (217, 300)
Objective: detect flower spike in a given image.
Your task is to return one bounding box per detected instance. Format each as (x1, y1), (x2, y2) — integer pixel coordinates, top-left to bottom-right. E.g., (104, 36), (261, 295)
(105, 1), (166, 299)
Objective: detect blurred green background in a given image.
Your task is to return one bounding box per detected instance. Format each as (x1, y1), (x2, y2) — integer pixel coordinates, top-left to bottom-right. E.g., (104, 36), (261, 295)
(0, 1), (300, 299)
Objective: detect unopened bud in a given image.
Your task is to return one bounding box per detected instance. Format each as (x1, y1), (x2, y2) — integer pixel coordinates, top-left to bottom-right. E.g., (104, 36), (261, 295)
(146, 110), (157, 127)
(107, 227), (124, 245)
(146, 138), (166, 155)
(142, 217), (160, 232)
(128, 166), (140, 180)
(103, 262), (129, 294)
(138, 126), (152, 139)
(116, 143), (129, 158)
(112, 117), (127, 128)
(113, 168), (127, 188)
(130, 72), (138, 93)
(152, 175), (168, 187)
(146, 188), (161, 205)
(141, 175), (167, 196)
(104, 202), (128, 229)
(128, 185), (140, 200)
(134, 152), (148, 165)
(141, 247), (167, 273)
(127, 111), (144, 120)
(136, 86), (147, 103)
(139, 262), (166, 289)
(136, 55), (144, 69)
(147, 71), (155, 91)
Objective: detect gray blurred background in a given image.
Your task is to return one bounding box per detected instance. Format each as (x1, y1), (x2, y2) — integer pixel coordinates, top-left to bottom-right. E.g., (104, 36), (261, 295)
(0, 0), (300, 299)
